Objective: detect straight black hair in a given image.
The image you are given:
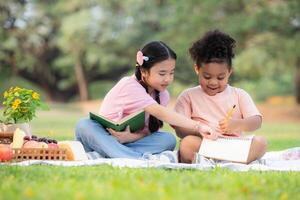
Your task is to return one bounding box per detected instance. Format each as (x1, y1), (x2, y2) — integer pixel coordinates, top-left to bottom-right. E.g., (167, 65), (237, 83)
(135, 41), (177, 133)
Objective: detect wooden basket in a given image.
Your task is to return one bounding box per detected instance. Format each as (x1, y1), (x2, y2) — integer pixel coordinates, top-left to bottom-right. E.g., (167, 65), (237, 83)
(13, 148), (67, 161)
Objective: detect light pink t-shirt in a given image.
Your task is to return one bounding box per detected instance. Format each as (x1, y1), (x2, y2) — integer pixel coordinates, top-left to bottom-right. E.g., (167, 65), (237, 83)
(174, 85), (262, 135)
(99, 75), (169, 131)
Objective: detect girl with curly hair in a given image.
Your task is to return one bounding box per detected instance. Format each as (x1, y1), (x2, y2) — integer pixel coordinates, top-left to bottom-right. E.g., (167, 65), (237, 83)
(174, 30), (267, 163)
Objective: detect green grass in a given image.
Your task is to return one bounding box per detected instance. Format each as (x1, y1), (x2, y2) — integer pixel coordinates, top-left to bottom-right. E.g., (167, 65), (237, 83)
(1, 103), (300, 200)
(256, 123), (300, 150)
(1, 166), (299, 200)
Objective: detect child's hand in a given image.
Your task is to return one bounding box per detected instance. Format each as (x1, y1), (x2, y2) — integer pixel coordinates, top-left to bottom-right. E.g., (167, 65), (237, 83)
(107, 126), (136, 144)
(199, 125), (219, 140)
(218, 118), (240, 135)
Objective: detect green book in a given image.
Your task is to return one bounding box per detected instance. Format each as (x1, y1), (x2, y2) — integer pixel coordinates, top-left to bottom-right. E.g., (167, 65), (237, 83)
(89, 110), (145, 132)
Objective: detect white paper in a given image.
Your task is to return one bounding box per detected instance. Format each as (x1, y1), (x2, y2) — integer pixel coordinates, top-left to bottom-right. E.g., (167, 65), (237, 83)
(198, 135), (254, 163)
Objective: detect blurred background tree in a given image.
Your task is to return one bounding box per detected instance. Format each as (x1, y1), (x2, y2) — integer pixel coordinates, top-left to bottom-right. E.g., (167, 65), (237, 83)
(0, 0), (299, 103)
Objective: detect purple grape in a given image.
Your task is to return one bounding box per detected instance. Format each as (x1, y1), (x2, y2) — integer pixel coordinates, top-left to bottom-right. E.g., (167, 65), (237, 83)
(23, 136), (31, 140)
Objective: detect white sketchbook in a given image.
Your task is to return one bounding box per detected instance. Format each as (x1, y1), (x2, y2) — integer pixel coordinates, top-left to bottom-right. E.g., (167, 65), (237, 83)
(198, 135), (254, 163)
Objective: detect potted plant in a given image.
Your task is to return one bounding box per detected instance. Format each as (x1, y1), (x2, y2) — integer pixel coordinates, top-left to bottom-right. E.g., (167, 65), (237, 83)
(0, 86), (48, 136)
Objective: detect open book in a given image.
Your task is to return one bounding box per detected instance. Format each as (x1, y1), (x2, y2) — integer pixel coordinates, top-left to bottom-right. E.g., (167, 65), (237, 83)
(198, 135), (254, 164)
(89, 110), (145, 132)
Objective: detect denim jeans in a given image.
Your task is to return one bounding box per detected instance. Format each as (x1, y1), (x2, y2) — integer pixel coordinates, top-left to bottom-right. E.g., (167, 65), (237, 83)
(75, 118), (176, 159)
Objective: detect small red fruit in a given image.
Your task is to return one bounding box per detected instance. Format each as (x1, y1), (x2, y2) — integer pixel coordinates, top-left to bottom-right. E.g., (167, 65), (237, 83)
(48, 143), (59, 149)
(0, 144), (13, 162)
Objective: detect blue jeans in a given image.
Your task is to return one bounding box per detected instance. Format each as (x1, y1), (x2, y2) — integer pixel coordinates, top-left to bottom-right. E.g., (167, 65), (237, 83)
(74, 118), (176, 159)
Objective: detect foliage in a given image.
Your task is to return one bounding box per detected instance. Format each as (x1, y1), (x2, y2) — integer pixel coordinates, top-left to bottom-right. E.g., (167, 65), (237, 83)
(89, 80), (115, 100)
(234, 74), (294, 102)
(1, 87), (48, 124)
(0, 0), (299, 102)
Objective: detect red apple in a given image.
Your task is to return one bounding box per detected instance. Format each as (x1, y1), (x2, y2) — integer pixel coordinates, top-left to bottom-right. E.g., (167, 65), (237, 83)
(48, 143), (59, 149)
(0, 144), (13, 162)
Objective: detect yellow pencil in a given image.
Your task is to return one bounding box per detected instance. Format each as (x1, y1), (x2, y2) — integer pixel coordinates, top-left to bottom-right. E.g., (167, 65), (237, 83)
(226, 105), (236, 120)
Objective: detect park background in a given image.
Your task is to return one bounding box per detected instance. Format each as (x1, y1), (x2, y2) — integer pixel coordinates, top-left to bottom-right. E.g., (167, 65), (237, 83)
(1, 1), (300, 199)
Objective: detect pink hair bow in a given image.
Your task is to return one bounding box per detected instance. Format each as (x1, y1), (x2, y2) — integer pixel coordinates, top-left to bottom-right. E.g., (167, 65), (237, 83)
(136, 51), (149, 66)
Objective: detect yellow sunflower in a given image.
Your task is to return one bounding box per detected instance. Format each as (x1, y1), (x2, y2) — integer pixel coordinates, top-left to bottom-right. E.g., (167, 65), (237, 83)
(32, 92), (40, 100)
(14, 87), (21, 92)
(12, 98), (22, 110)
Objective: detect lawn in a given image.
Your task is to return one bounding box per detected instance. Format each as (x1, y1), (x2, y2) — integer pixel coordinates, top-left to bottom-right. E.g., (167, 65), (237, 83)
(0, 103), (299, 200)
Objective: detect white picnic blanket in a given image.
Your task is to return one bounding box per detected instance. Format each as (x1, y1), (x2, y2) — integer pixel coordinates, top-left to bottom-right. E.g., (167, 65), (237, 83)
(2, 147), (300, 171)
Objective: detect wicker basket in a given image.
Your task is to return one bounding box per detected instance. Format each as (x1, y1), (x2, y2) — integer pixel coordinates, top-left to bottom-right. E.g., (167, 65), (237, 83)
(0, 132), (13, 144)
(13, 148), (67, 161)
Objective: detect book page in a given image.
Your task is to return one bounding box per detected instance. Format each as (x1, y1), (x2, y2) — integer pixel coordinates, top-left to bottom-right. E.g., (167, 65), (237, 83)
(198, 135), (254, 163)
(119, 110), (144, 124)
(90, 112), (117, 125)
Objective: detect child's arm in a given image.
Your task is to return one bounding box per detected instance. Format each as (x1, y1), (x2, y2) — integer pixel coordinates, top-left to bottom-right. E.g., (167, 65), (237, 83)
(174, 126), (199, 138)
(219, 115), (262, 134)
(144, 103), (218, 140)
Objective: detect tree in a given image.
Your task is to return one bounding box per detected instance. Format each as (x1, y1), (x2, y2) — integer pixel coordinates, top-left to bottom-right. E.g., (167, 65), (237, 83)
(160, 0), (300, 102)
(1, 0), (299, 103)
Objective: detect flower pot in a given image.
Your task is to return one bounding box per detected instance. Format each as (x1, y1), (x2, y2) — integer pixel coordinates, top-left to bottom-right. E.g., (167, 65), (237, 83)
(0, 123), (31, 136)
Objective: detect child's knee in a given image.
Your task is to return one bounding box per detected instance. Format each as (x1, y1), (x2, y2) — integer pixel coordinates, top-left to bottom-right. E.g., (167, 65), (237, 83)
(75, 118), (91, 136)
(165, 133), (177, 150)
(180, 135), (200, 150)
(179, 135), (202, 163)
(158, 132), (176, 150)
(254, 136), (267, 152)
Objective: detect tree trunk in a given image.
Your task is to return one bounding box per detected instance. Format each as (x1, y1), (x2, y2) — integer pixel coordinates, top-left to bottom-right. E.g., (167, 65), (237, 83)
(9, 52), (18, 75)
(74, 52), (89, 101)
(295, 57), (300, 104)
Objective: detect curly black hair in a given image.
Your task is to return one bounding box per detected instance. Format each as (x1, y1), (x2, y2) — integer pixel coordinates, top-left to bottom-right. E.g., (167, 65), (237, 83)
(189, 30), (236, 69)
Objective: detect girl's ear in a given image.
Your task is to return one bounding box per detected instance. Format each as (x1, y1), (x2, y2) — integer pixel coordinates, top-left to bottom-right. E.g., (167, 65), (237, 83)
(194, 64), (199, 75)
